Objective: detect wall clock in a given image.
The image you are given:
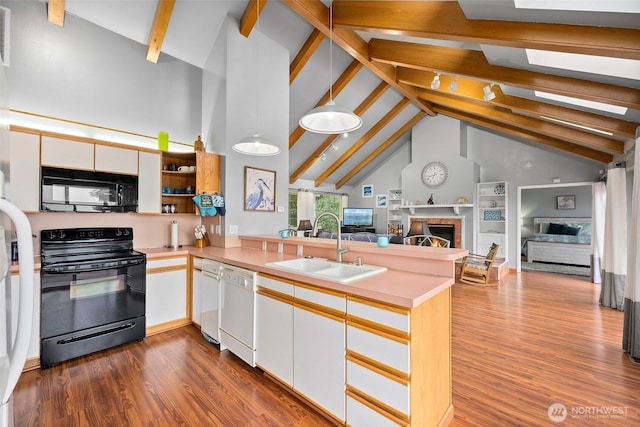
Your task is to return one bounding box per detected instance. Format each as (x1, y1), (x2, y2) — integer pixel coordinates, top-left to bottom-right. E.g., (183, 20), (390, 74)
(421, 161), (448, 188)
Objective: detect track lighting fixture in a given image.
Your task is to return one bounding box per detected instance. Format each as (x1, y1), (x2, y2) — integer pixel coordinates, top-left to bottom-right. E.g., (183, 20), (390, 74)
(331, 142), (339, 151)
(449, 77), (458, 92)
(483, 84), (496, 102)
(430, 73), (441, 90)
(320, 152), (327, 161)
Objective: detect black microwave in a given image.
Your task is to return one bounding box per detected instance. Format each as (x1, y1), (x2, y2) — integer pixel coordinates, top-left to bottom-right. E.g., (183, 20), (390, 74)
(41, 166), (138, 213)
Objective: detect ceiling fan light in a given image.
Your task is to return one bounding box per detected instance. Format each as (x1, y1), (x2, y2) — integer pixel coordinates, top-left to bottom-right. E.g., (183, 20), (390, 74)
(232, 134), (280, 156)
(299, 100), (363, 134)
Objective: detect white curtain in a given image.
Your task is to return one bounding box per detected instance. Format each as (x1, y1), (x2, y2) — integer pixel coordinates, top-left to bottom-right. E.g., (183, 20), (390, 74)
(600, 165), (628, 310)
(623, 144), (639, 362)
(297, 190), (315, 226)
(591, 182), (606, 283)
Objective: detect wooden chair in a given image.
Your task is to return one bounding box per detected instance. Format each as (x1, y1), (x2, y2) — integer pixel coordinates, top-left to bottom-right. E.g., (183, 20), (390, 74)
(403, 234), (451, 247)
(459, 243), (499, 286)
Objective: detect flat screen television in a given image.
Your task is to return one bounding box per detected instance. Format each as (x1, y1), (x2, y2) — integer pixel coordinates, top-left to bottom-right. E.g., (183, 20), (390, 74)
(342, 208), (374, 227)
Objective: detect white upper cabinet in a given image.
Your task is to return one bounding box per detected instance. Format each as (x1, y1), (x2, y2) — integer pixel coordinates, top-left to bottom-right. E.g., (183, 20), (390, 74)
(137, 151), (161, 213)
(41, 136), (94, 170)
(95, 144), (139, 175)
(9, 131), (40, 212)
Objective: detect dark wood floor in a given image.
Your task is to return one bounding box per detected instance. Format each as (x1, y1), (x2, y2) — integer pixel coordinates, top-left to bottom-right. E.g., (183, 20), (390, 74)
(15, 270), (640, 426)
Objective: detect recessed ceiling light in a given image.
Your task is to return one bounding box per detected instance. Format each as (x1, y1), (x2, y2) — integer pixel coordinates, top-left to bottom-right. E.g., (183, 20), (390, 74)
(526, 49), (640, 81)
(540, 116), (613, 136)
(514, 0), (640, 13)
(534, 90), (628, 115)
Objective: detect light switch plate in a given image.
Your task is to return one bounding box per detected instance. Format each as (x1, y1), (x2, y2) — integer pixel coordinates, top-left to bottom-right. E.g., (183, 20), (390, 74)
(277, 206), (284, 213)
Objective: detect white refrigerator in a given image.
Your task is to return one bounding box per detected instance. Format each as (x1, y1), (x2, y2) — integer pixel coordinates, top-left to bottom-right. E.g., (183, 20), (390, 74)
(0, 50), (35, 426)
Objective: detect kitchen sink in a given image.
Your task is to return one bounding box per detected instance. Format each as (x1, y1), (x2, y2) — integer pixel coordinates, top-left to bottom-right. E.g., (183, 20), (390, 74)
(265, 258), (387, 283)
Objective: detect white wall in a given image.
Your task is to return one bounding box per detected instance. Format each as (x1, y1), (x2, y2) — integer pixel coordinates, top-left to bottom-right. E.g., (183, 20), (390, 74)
(4, 1), (201, 144)
(346, 143), (410, 233)
(205, 17), (289, 238)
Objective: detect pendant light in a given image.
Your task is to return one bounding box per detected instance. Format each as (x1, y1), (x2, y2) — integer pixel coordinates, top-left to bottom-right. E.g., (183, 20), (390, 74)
(232, 0), (280, 156)
(298, 3), (362, 134)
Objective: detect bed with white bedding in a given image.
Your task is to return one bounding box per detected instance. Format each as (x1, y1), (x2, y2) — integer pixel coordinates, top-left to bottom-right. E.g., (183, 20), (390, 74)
(522, 217), (592, 266)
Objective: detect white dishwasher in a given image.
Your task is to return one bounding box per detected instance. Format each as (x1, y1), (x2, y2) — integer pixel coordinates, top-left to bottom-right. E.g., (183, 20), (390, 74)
(219, 264), (257, 367)
(201, 259), (221, 344)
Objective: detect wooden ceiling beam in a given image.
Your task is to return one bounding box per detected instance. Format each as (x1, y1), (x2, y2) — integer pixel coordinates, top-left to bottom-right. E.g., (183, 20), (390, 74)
(290, 28), (325, 84)
(289, 59), (363, 149)
(370, 38), (640, 111)
(418, 89), (623, 155)
(397, 68), (637, 140)
(334, 1), (640, 60)
(47, 0), (65, 27)
(491, 88), (637, 141)
(433, 105), (612, 164)
(314, 98), (410, 186)
(146, 0), (176, 63)
(283, 0), (435, 116)
(335, 111), (427, 189)
(290, 81), (390, 184)
(240, 0), (267, 38)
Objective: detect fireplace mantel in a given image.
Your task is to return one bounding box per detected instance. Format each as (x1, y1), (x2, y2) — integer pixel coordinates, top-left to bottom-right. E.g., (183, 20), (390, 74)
(401, 204), (473, 215)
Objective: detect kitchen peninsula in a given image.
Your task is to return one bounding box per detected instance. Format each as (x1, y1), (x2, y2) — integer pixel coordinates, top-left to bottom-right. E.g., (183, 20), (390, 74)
(143, 235), (467, 427)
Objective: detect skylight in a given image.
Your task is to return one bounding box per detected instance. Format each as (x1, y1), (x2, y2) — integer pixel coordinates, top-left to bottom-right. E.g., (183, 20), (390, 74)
(526, 49), (640, 81)
(514, 0), (640, 14)
(534, 91), (628, 115)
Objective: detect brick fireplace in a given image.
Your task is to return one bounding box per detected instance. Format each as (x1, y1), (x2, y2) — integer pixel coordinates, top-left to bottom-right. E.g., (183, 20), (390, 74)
(409, 217), (464, 248)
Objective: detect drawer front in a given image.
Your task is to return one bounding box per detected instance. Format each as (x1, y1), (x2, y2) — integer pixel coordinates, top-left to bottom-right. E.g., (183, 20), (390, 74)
(257, 274), (294, 296)
(347, 360), (409, 415)
(347, 298), (409, 333)
(295, 284), (345, 312)
(147, 256), (188, 270)
(192, 257), (203, 270)
(347, 325), (409, 374)
(347, 396), (405, 427)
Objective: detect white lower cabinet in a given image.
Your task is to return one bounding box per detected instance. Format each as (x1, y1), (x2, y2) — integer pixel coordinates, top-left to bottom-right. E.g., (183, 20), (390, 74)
(146, 256), (188, 330)
(293, 285), (346, 423)
(256, 276), (346, 422)
(346, 296), (411, 426)
(255, 274), (294, 387)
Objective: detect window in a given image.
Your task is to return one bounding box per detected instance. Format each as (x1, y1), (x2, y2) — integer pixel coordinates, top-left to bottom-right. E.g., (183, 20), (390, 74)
(314, 193), (342, 233)
(288, 190), (298, 227)
(289, 190), (346, 233)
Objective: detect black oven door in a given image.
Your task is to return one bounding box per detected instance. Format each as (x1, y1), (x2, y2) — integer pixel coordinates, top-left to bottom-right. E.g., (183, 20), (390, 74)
(40, 260), (146, 367)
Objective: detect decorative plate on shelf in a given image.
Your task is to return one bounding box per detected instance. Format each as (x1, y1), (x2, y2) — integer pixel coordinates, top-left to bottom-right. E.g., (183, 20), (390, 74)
(494, 183), (505, 195)
(484, 210), (502, 221)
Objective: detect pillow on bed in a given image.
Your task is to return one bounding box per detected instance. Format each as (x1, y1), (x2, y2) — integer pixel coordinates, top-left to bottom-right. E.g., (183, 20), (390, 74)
(561, 225), (581, 236)
(578, 223), (591, 236)
(547, 223), (564, 234)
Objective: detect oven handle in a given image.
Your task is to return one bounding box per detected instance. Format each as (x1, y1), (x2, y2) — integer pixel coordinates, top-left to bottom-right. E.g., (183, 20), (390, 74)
(42, 257), (146, 274)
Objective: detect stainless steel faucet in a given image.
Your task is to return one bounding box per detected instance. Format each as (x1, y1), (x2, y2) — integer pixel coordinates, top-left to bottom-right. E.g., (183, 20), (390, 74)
(312, 212), (348, 263)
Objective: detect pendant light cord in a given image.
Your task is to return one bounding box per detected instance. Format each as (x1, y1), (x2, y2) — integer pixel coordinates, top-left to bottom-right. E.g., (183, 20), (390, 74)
(329, 2), (333, 102)
(256, 0), (260, 135)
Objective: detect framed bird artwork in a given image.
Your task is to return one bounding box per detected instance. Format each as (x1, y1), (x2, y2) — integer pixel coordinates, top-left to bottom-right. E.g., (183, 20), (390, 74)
(244, 166), (276, 211)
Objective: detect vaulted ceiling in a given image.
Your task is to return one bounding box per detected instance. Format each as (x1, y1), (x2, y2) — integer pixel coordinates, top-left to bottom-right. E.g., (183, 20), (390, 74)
(48, 0), (639, 189)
